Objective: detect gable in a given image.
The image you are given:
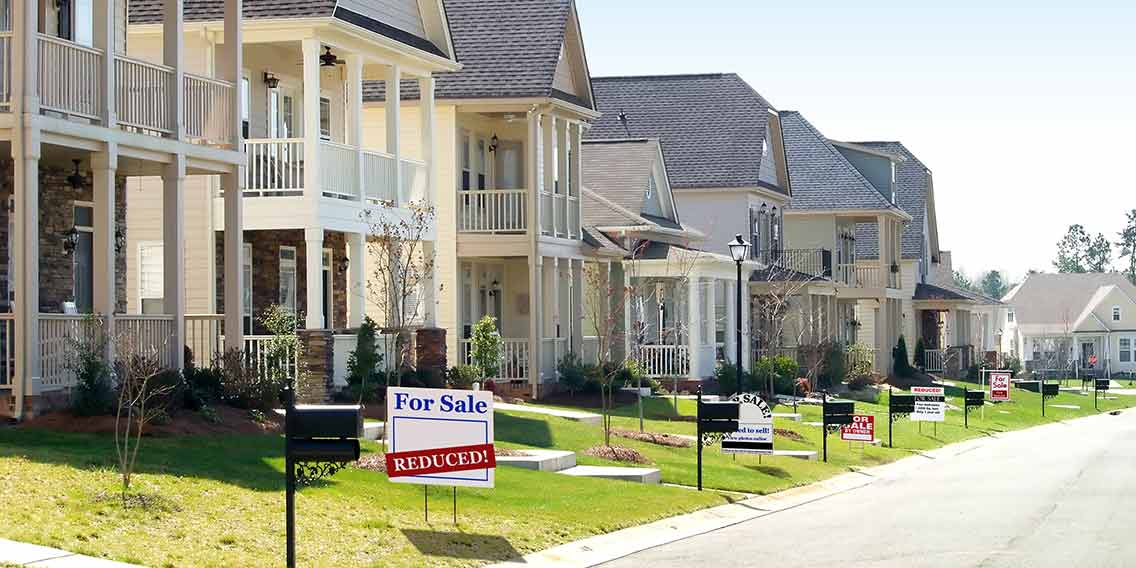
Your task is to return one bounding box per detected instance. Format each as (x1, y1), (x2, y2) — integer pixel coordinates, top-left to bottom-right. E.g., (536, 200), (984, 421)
(1087, 287), (1136, 331)
(338, 0), (424, 37)
(758, 135), (778, 186)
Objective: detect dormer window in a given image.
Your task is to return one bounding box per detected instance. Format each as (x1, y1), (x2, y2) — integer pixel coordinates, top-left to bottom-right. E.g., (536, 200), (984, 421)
(1007, 309), (1015, 323)
(1113, 306), (1122, 322)
(646, 176), (655, 200)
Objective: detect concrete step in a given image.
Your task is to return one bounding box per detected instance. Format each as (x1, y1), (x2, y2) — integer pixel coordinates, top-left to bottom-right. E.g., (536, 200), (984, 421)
(771, 450), (818, 461)
(497, 450), (577, 472)
(496, 403), (602, 425)
(558, 465), (661, 484)
(773, 412), (802, 422)
(363, 422), (384, 441)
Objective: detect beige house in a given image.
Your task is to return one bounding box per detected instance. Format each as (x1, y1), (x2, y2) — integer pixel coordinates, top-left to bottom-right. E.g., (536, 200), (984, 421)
(1, 0), (243, 419)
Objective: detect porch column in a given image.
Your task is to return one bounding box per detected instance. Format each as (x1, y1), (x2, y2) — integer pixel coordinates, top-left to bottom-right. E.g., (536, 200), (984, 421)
(419, 76), (435, 202)
(557, 119), (569, 235)
(11, 130), (40, 418)
(544, 256), (560, 339)
(385, 63), (402, 202)
(542, 115), (556, 235)
(304, 228), (324, 329)
(571, 259), (583, 354)
(345, 53), (364, 202)
(526, 111), (541, 234)
(570, 122), (583, 238)
(705, 278), (716, 354)
(347, 232), (365, 328)
(421, 241), (436, 326)
(301, 38), (321, 210)
(93, 0), (115, 127)
(221, 0), (244, 353)
(92, 148), (117, 363)
(741, 281), (752, 371)
(725, 280), (736, 364)
(687, 276), (702, 380)
(528, 255), (542, 397)
(877, 215), (890, 279)
(164, 0), (185, 140)
(163, 156), (186, 369)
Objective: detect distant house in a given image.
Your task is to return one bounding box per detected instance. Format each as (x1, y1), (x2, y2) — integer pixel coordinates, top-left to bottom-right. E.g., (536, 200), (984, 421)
(1002, 272), (1136, 377)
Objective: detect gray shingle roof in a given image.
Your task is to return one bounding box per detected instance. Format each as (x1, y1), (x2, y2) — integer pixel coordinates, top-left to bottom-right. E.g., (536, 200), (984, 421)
(850, 141), (929, 260)
(583, 227), (627, 256)
(581, 139), (674, 226)
(1005, 273), (1136, 326)
(780, 111), (895, 211)
(362, 0), (590, 105)
(587, 74), (784, 193)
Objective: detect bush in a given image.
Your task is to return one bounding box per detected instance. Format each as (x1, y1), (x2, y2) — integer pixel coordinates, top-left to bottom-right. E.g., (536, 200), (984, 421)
(847, 372), (881, 391)
(847, 343), (874, 379)
(182, 365), (224, 410)
(893, 336), (915, 378)
(1004, 355), (1022, 377)
(217, 349), (280, 410)
(398, 368), (445, 389)
(69, 331), (114, 417)
(469, 316), (502, 378)
(448, 365), (481, 390)
(914, 338), (927, 369)
(347, 317), (385, 389)
(715, 364), (748, 397)
(147, 369), (186, 415)
(752, 356), (799, 396)
(818, 342), (846, 390)
(557, 352), (588, 396)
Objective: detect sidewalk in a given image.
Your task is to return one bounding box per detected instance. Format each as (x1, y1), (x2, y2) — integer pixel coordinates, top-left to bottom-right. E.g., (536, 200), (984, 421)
(0, 539), (143, 567)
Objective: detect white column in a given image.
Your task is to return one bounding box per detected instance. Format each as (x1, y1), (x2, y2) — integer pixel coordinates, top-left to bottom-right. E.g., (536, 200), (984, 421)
(618, 262), (632, 361)
(304, 228), (324, 329)
(877, 215), (889, 276)
(687, 277), (702, 380)
(705, 278), (716, 352)
(418, 77), (436, 203)
(163, 156), (186, 369)
(347, 232), (365, 328)
(725, 280), (736, 364)
(528, 255), (542, 397)
(301, 38), (321, 208)
(570, 122), (583, 239)
(163, 0), (185, 139)
(92, 148), (117, 362)
(223, 0), (243, 147)
(571, 259), (583, 354)
(93, 0), (115, 127)
(557, 120), (569, 235)
(345, 53), (364, 202)
(11, 130), (40, 418)
(526, 111), (541, 236)
(385, 63), (402, 202)
(222, 0), (244, 352)
(542, 116), (556, 236)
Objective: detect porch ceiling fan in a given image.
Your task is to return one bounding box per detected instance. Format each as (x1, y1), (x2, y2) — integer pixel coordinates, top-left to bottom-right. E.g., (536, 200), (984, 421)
(320, 46), (345, 67)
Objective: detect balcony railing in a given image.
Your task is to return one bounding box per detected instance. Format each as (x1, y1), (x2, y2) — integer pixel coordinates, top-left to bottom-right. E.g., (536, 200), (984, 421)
(362, 149), (398, 204)
(754, 249), (832, 279)
(458, 190), (527, 233)
(835, 263), (899, 289)
(183, 74), (234, 146)
(400, 158), (427, 204)
(320, 141), (360, 200)
(38, 34), (101, 119)
(115, 55), (174, 135)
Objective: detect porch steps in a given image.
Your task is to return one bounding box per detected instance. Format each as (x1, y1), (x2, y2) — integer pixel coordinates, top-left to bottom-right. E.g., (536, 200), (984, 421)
(497, 450), (577, 472)
(363, 421), (384, 441)
(558, 465), (661, 484)
(495, 403), (602, 425)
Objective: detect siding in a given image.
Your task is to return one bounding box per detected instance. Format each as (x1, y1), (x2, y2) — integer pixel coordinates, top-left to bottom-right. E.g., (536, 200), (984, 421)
(338, 0), (425, 37)
(783, 215), (834, 252)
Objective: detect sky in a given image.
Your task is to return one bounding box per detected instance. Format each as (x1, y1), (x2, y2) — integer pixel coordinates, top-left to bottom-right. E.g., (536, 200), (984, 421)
(575, 0), (1136, 283)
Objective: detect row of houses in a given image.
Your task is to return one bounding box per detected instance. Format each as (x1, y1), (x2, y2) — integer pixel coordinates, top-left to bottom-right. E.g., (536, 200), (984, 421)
(0, 0), (1006, 418)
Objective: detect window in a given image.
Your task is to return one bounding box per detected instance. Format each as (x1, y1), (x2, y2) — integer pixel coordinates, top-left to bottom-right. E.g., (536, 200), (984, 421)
(282, 95), (294, 138)
(279, 247), (297, 314)
(242, 243), (253, 334)
(1113, 306), (1122, 322)
(646, 175), (655, 200)
(460, 133), (471, 191)
(139, 242), (164, 314)
(241, 77), (251, 139)
(1007, 309), (1015, 323)
(319, 97), (331, 140)
(73, 0), (92, 46)
(72, 204), (94, 313)
(477, 139), (487, 190)
(1121, 338), (1132, 363)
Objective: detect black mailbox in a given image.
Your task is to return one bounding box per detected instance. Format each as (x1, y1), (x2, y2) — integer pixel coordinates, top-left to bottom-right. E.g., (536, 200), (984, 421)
(291, 438), (361, 463)
(1042, 383), (1059, 397)
(700, 419), (740, 433)
(1096, 379), (1111, 391)
(890, 394), (916, 413)
(965, 390), (985, 407)
(1016, 380), (1040, 393)
(698, 401), (740, 421)
(288, 405), (364, 440)
(823, 400), (855, 425)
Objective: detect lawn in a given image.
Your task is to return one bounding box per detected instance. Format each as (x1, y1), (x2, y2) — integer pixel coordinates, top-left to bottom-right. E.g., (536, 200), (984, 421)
(0, 429), (726, 567)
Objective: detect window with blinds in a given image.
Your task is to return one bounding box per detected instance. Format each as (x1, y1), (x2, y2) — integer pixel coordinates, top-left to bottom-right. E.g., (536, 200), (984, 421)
(139, 242), (163, 314)
(279, 246), (297, 313)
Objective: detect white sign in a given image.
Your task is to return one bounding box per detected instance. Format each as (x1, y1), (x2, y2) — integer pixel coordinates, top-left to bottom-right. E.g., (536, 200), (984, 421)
(989, 372), (1011, 402)
(911, 386), (946, 422)
(722, 393), (774, 454)
(385, 387), (495, 488)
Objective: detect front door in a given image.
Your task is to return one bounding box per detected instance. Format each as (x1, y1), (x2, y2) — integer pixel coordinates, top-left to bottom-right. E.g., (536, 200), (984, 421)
(1081, 342), (1096, 369)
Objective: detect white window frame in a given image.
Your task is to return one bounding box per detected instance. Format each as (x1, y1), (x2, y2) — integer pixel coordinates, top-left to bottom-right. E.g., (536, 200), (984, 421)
(279, 246), (298, 314)
(1120, 337), (1132, 363)
(319, 97), (331, 140)
(72, 201), (95, 312)
(137, 240), (164, 314)
(1113, 306), (1121, 322)
(242, 242), (253, 331)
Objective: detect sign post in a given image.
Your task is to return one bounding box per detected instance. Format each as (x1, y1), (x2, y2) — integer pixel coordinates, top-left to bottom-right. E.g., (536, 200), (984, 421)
(963, 387), (985, 429)
(821, 392), (855, 462)
(911, 386), (946, 423)
(888, 393), (915, 448)
(1095, 378), (1110, 411)
(695, 388), (739, 491)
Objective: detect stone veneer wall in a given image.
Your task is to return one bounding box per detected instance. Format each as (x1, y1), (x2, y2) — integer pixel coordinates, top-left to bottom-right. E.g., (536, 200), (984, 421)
(215, 229), (348, 334)
(0, 159), (127, 314)
(297, 329), (333, 403)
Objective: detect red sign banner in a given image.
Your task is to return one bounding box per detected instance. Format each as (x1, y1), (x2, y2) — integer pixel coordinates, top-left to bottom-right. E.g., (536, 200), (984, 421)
(840, 415), (875, 442)
(385, 443), (496, 478)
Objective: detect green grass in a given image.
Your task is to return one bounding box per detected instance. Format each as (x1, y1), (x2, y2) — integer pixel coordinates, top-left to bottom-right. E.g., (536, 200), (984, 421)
(0, 429), (726, 567)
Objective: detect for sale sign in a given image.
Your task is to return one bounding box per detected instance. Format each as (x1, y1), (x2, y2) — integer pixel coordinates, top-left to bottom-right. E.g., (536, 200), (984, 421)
(990, 372), (1011, 402)
(840, 415), (875, 442)
(722, 393), (774, 454)
(911, 386), (946, 422)
(385, 387), (495, 488)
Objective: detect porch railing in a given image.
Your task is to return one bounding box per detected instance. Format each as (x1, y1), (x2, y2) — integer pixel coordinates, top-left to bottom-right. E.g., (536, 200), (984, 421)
(245, 138), (305, 195)
(0, 32), (13, 111)
(114, 314), (176, 370)
(244, 335), (297, 382)
(400, 158), (427, 204)
(40, 314), (103, 388)
(186, 314), (224, 365)
(320, 141), (359, 200)
(362, 149), (398, 203)
(38, 34), (101, 119)
(0, 314), (12, 387)
(567, 195), (580, 239)
(845, 346), (878, 373)
(183, 73), (234, 145)
(114, 55), (174, 135)
(638, 344), (689, 378)
(459, 338), (530, 381)
(924, 348), (946, 373)
(458, 189), (527, 233)
(754, 249), (832, 279)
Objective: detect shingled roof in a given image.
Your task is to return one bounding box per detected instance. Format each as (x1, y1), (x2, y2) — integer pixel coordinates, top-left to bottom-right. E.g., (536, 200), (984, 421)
(362, 0), (592, 107)
(780, 111), (896, 211)
(849, 141), (930, 260)
(587, 74), (785, 194)
(128, 2), (447, 58)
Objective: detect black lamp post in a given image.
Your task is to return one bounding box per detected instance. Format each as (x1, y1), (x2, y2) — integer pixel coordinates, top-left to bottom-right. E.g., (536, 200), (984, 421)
(728, 234), (751, 395)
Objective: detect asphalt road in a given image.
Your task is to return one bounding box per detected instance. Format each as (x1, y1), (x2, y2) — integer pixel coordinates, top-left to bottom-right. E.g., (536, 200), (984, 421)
(602, 410), (1136, 568)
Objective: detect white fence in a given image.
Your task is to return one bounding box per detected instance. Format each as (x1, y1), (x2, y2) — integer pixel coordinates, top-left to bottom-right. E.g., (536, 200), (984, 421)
(363, 150), (398, 203)
(40, 314), (103, 388)
(400, 158), (427, 204)
(320, 141), (359, 199)
(638, 344), (689, 378)
(458, 189), (527, 233)
(245, 138), (304, 195)
(114, 314), (176, 370)
(924, 349), (946, 373)
(183, 73), (233, 145)
(459, 338), (530, 381)
(114, 55), (173, 135)
(38, 34), (101, 119)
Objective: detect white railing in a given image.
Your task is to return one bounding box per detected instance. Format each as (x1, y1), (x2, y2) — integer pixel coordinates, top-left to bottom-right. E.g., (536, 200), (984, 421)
(853, 265), (883, 288)
(184, 73), (234, 146)
(114, 55), (173, 135)
(459, 337), (530, 381)
(363, 149), (398, 204)
(114, 314), (176, 370)
(186, 314), (224, 366)
(38, 34), (102, 119)
(40, 314), (104, 388)
(400, 158), (427, 204)
(539, 337), (567, 382)
(553, 193), (566, 237)
(246, 138), (304, 195)
(540, 191), (553, 235)
(0, 32), (12, 111)
(320, 140), (360, 200)
(0, 314), (12, 387)
(244, 335), (298, 382)
(924, 349), (946, 373)
(638, 344), (689, 378)
(567, 195), (580, 239)
(458, 189), (527, 233)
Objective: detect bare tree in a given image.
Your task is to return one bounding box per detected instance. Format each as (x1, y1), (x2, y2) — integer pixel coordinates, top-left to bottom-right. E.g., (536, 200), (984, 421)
(113, 336), (175, 505)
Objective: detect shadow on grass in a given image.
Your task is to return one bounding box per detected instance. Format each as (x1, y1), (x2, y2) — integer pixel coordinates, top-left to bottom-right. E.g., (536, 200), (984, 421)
(401, 529), (524, 562)
(494, 413), (555, 448)
(744, 464), (791, 479)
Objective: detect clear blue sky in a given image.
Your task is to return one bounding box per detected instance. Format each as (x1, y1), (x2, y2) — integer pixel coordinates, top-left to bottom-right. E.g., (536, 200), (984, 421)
(576, 0), (1136, 283)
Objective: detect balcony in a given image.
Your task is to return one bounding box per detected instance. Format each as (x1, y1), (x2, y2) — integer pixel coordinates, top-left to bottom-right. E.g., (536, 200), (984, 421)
(458, 190), (528, 233)
(834, 263), (901, 289)
(753, 249), (833, 280)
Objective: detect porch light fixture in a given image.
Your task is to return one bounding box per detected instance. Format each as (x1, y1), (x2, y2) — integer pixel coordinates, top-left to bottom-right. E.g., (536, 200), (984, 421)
(66, 159), (85, 189)
(758, 203), (767, 216)
(727, 234), (751, 391)
(320, 46), (339, 68)
(728, 234), (751, 263)
(115, 226), (127, 254)
(489, 134), (499, 153)
(62, 227), (80, 256)
(337, 256), (349, 273)
(264, 71), (280, 89)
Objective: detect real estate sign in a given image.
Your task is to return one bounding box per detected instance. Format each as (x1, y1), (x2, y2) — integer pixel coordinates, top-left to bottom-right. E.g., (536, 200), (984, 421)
(840, 414), (875, 442)
(990, 372), (1012, 402)
(385, 387), (496, 488)
(911, 386), (946, 422)
(722, 393), (774, 454)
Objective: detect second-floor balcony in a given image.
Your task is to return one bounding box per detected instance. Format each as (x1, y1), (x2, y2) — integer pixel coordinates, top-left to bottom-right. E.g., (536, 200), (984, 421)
(0, 32), (234, 147)
(753, 248), (833, 280)
(835, 262), (901, 289)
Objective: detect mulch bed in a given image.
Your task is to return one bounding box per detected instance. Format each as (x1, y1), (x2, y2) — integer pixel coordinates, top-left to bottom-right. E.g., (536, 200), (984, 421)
(774, 428), (807, 443)
(21, 405), (282, 437)
(611, 428), (692, 448)
(536, 390), (640, 409)
(583, 445), (651, 464)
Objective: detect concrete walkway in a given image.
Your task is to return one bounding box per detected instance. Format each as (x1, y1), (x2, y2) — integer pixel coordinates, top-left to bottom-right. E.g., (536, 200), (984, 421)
(496, 403), (602, 424)
(0, 539), (143, 567)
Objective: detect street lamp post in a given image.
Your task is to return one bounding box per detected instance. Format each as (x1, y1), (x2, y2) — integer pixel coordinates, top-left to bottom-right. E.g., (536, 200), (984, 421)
(728, 234), (751, 395)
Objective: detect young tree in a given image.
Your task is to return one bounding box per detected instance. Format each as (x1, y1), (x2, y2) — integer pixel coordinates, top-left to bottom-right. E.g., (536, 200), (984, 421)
(1086, 233), (1113, 273)
(953, 269), (977, 293)
(113, 336), (175, 505)
(979, 270), (1009, 300)
(365, 203), (438, 371)
(1118, 209), (1136, 285)
(1053, 224), (1111, 273)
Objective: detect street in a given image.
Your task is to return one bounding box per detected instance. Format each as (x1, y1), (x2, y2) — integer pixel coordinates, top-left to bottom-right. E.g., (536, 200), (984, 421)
(602, 410), (1136, 568)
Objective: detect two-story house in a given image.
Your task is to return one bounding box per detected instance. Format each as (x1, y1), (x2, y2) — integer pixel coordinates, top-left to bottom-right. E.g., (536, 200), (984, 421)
(2, 0), (243, 419)
(123, 0), (459, 380)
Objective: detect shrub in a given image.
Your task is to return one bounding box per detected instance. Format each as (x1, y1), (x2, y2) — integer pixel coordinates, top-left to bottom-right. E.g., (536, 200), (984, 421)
(1004, 355), (1022, 377)
(448, 365), (481, 390)
(715, 364), (748, 397)
(752, 356), (798, 395)
(847, 343), (874, 379)
(182, 365), (224, 410)
(818, 342), (846, 390)
(581, 364), (605, 395)
(469, 316), (502, 378)
(893, 336), (915, 378)
(914, 338), (927, 369)
(848, 372), (881, 391)
(147, 369), (186, 415)
(69, 327), (114, 417)
(557, 352), (588, 396)
(347, 317), (385, 389)
(399, 368), (444, 389)
(217, 349), (279, 410)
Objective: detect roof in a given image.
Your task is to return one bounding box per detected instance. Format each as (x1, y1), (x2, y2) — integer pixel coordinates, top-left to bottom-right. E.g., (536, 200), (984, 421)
(363, 0), (591, 106)
(587, 74), (785, 193)
(779, 112), (896, 211)
(581, 138), (681, 227)
(1004, 273), (1136, 326)
(128, 2), (448, 58)
(582, 226), (627, 256)
(849, 141), (930, 260)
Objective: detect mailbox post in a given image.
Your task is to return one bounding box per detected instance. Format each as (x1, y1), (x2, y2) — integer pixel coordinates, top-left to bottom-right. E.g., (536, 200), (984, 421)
(282, 381), (362, 568)
(821, 392), (854, 462)
(963, 387), (985, 429)
(1040, 380), (1059, 417)
(888, 393), (915, 448)
(695, 388), (739, 491)
(1095, 378), (1110, 410)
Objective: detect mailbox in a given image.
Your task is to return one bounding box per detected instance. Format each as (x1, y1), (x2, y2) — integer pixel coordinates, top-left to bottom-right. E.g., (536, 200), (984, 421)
(698, 401), (740, 421)
(890, 394), (916, 414)
(823, 400), (855, 426)
(964, 390), (985, 407)
(291, 438), (361, 463)
(1096, 379), (1111, 392)
(1016, 380), (1040, 393)
(288, 405), (364, 440)
(1041, 383), (1059, 397)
